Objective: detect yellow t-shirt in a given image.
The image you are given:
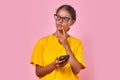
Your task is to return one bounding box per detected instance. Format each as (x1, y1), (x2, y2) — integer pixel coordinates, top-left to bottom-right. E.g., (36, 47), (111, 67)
(30, 34), (86, 80)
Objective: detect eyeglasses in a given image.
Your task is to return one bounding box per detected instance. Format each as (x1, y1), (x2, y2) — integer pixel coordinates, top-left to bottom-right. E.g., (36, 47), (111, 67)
(54, 14), (72, 23)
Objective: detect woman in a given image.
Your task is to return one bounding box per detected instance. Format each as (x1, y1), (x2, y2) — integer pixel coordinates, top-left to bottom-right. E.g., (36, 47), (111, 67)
(30, 4), (86, 80)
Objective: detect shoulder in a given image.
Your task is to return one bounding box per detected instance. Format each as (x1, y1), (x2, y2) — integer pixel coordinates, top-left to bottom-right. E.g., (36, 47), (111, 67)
(69, 35), (82, 44)
(35, 34), (52, 45)
(68, 35), (83, 50)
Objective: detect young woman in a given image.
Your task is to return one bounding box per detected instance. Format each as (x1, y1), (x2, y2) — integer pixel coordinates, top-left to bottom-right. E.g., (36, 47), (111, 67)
(30, 4), (86, 80)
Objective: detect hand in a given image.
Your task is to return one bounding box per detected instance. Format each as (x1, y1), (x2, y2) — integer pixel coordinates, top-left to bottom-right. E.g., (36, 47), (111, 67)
(57, 27), (69, 47)
(54, 56), (69, 68)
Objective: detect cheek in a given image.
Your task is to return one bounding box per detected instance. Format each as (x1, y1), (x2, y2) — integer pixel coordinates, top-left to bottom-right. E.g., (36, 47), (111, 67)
(63, 24), (70, 31)
(63, 23), (71, 28)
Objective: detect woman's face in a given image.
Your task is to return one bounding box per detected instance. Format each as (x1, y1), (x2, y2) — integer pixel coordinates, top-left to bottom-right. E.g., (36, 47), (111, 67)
(54, 8), (75, 32)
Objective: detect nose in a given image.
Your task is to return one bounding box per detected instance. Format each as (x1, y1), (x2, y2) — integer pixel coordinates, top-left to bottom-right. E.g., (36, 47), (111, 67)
(58, 18), (63, 23)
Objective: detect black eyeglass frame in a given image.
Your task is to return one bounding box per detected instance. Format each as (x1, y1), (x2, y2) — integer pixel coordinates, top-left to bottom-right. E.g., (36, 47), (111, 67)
(54, 14), (72, 22)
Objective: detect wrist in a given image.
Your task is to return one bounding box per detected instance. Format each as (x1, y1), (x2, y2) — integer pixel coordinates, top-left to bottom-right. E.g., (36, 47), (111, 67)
(52, 62), (57, 69)
(64, 44), (70, 50)
(63, 41), (69, 48)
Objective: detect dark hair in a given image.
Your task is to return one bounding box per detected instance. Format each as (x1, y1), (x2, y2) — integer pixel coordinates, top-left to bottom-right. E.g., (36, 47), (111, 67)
(56, 4), (76, 21)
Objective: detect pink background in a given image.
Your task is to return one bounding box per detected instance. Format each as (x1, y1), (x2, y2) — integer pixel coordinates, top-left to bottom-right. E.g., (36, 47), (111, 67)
(0, 0), (120, 80)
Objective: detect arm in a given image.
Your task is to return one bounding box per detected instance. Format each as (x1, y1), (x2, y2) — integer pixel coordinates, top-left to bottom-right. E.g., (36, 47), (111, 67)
(35, 62), (56, 78)
(63, 42), (82, 74)
(57, 27), (82, 74)
(36, 58), (69, 78)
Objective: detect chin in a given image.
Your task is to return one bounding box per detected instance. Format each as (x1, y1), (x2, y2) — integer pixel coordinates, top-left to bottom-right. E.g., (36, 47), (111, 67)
(56, 27), (62, 30)
(58, 28), (62, 30)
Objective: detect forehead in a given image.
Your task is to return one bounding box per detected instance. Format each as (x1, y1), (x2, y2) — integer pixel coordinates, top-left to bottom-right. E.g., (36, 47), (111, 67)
(57, 8), (71, 17)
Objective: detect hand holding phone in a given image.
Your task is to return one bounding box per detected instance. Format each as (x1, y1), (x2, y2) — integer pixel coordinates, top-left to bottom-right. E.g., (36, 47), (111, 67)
(54, 55), (69, 68)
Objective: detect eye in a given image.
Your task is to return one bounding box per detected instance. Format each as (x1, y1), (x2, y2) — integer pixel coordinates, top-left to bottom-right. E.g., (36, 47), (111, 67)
(63, 17), (71, 22)
(54, 14), (61, 20)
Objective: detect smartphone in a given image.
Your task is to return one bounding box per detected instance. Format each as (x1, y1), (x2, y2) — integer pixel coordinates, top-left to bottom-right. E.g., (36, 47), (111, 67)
(59, 55), (70, 61)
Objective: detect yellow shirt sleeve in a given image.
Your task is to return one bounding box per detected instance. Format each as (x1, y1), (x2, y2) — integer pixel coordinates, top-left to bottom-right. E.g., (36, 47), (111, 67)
(30, 39), (44, 66)
(75, 41), (86, 69)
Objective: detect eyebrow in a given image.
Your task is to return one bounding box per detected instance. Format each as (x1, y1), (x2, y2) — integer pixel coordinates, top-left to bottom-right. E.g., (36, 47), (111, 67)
(56, 14), (71, 18)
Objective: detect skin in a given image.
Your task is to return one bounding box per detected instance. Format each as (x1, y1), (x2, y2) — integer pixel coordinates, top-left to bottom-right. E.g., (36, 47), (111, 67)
(36, 8), (83, 78)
